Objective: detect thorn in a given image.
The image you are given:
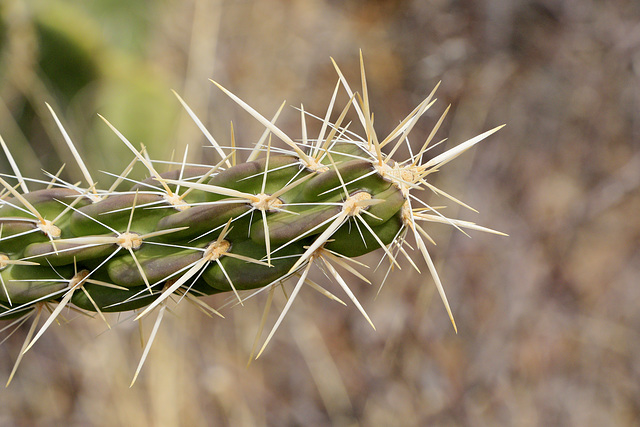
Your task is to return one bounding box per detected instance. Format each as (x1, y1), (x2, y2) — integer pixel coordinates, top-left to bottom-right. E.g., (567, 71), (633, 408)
(248, 285), (275, 366)
(46, 103), (97, 194)
(131, 305), (166, 387)
(0, 133), (29, 193)
(172, 90), (232, 168)
(256, 263), (312, 359)
(6, 307), (40, 387)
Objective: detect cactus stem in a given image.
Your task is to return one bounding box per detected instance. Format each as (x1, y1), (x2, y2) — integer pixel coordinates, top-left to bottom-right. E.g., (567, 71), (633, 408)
(134, 218), (269, 319)
(0, 266), (10, 306)
(316, 169), (379, 198)
(187, 208), (254, 243)
(287, 210), (348, 273)
(0, 57), (506, 382)
(134, 254), (211, 319)
(237, 159), (298, 184)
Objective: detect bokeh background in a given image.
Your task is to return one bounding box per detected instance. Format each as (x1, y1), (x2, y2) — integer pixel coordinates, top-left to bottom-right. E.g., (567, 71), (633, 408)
(1, 0), (639, 425)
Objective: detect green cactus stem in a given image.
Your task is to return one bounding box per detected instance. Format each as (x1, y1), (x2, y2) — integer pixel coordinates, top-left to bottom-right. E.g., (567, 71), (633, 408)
(0, 56), (505, 385)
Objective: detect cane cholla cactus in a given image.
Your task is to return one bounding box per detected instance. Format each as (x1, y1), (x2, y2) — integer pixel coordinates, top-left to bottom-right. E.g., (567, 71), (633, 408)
(0, 56), (504, 385)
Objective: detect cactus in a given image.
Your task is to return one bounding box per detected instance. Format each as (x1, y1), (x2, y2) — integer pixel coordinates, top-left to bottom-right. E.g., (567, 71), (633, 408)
(0, 56), (504, 385)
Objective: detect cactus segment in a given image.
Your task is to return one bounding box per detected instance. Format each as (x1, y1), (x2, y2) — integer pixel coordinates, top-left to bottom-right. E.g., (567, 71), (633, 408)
(71, 284), (161, 313)
(301, 159), (378, 198)
(0, 264), (71, 305)
(0, 220), (39, 252)
(0, 188), (91, 220)
(70, 193), (170, 235)
(249, 203), (343, 245)
(155, 203), (250, 240)
(23, 237), (117, 266)
(201, 238), (306, 292)
(106, 245), (203, 288)
(0, 57), (504, 384)
(325, 211), (404, 258)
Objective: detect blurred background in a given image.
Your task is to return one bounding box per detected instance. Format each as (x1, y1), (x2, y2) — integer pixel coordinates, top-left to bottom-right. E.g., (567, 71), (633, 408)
(1, 0), (639, 425)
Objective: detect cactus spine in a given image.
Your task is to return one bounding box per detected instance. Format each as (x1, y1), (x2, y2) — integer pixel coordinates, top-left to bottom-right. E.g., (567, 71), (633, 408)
(0, 57), (504, 385)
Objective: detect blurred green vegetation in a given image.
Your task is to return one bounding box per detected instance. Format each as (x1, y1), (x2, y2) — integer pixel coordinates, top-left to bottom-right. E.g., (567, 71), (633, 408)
(0, 0), (178, 181)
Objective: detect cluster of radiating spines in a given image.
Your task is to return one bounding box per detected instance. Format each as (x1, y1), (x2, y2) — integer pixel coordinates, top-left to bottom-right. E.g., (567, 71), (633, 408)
(0, 55), (505, 385)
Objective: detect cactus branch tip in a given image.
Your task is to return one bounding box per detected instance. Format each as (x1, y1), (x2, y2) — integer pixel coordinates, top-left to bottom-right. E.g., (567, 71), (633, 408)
(0, 57), (504, 384)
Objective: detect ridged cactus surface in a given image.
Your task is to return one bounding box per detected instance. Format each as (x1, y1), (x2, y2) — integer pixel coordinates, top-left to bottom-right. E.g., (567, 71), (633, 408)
(0, 58), (504, 384)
